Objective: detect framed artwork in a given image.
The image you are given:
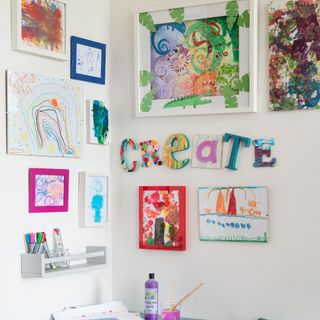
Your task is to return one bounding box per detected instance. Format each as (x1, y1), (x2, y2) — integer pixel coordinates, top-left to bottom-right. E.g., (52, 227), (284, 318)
(135, 0), (257, 117)
(139, 186), (186, 251)
(12, 0), (67, 60)
(199, 186), (268, 242)
(79, 172), (109, 227)
(6, 70), (83, 158)
(71, 36), (106, 85)
(29, 168), (69, 213)
(87, 99), (110, 145)
(269, 0), (320, 111)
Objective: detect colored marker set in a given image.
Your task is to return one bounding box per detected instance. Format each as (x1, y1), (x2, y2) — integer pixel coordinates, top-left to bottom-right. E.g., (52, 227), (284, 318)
(25, 232), (56, 270)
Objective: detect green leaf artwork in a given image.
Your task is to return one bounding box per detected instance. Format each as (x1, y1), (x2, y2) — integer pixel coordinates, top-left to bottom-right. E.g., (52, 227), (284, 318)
(226, 0), (239, 31)
(169, 7), (185, 23)
(139, 12), (156, 32)
(224, 85), (238, 108)
(140, 89), (155, 112)
(238, 9), (250, 28)
(236, 73), (250, 92)
(140, 70), (154, 87)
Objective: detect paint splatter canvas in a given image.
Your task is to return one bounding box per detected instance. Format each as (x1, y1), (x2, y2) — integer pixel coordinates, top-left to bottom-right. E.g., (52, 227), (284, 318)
(87, 100), (110, 145)
(269, 0), (320, 111)
(137, 1), (257, 116)
(13, 0), (67, 60)
(199, 186), (268, 242)
(79, 172), (108, 227)
(139, 186), (186, 250)
(29, 168), (69, 213)
(7, 70), (83, 158)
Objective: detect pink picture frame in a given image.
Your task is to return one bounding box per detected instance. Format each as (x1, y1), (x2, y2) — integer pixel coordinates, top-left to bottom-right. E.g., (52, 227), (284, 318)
(29, 168), (69, 213)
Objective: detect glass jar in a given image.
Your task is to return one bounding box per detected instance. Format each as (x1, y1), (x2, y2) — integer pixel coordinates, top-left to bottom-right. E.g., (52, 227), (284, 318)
(161, 302), (181, 320)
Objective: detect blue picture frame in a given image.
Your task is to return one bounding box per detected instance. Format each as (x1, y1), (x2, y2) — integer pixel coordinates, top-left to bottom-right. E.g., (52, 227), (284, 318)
(71, 36), (106, 85)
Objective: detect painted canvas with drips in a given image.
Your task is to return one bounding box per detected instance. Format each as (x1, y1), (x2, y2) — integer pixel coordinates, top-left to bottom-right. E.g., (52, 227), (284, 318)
(7, 70), (82, 158)
(199, 186), (268, 242)
(269, 0), (320, 111)
(19, 0), (66, 55)
(139, 186), (186, 250)
(137, 0), (256, 116)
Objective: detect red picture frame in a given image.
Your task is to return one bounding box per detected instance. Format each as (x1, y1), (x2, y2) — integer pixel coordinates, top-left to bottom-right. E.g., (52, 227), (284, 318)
(139, 186), (186, 251)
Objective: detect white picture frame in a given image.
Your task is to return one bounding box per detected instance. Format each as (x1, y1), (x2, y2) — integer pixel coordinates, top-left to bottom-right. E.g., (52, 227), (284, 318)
(12, 0), (68, 60)
(79, 172), (109, 227)
(135, 0), (257, 117)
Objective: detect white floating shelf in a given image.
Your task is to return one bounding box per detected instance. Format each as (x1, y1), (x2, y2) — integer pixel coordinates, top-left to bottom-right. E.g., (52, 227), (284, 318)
(21, 246), (107, 278)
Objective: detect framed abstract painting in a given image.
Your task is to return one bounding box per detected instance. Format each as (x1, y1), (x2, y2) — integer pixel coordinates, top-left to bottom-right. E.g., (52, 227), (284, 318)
(79, 172), (109, 227)
(71, 36), (106, 85)
(198, 186), (268, 242)
(135, 0), (257, 117)
(269, 0), (320, 111)
(12, 0), (67, 60)
(87, 99), (110, 145)
(139, 186), (186, 251)
(29, 168), (69, 213)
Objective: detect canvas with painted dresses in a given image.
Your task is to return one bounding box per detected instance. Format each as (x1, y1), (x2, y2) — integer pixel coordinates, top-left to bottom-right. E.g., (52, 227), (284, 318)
(52, 301), (143, 320)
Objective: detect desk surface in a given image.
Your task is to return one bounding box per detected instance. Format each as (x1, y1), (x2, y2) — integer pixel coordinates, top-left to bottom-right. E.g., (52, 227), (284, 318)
(139, 314), (199, 320)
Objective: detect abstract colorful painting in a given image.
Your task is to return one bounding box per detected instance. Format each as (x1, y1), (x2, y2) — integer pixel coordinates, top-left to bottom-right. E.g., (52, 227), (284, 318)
(29, 168), (69, 213)
(192, 135), (223, 169)
(136, 1), (257, 116)
(7, 70), (83, 158)
(139, 186), (186, 250)
(87, 100), (110, 145)
(269, 0), (320, 111)
(199, 186), (268, 242)
(12, 0), (67, 60)
(79, 172), (108, 227)
(71, 36), (106, 84)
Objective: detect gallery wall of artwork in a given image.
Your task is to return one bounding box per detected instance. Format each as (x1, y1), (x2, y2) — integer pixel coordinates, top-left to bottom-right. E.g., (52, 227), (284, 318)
(0, 0), (112, 319)
(110, 0), (320, 319)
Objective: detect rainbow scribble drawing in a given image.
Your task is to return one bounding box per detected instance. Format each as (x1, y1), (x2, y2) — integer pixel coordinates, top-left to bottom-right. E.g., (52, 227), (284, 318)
(88, 100), (109, 145)
(7, 70), (82, 158)
(151, 17), (239, 100)
(21, 0), (66, 54)
(89, 176), (108, 224)
(269, 0), (320, 111)
(35, 174), (64, 207)
(199, 186), (268, 242)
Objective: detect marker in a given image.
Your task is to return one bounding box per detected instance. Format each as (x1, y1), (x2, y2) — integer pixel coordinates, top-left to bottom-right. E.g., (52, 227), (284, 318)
(25, 233), (31, 253)
(29, 233), (35, 253)
(33, 232), (44, 254)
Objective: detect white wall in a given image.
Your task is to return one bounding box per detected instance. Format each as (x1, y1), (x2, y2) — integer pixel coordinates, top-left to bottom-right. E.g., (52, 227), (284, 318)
(110, 1), (320, 319)
(0, 1), (112, 319)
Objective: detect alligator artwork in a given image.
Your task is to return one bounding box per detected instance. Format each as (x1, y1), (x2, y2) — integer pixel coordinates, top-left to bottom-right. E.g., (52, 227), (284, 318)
(163, 95), (212, 109)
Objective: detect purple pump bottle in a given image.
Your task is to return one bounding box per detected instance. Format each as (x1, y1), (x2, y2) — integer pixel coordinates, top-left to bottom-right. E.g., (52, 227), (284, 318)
(144, 273), (158, 320)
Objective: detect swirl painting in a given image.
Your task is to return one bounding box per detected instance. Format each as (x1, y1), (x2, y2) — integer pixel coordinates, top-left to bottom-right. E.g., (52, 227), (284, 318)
(136, 1), (257, 116)
(139, 186), (186, 251)
(6, 70), (83, 158)
(269, 0), (320, 111)
(29, 168), (69, 213)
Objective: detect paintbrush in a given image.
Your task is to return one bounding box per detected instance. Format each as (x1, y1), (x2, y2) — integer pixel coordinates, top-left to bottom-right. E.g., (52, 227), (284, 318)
(169, 282), (204, 312)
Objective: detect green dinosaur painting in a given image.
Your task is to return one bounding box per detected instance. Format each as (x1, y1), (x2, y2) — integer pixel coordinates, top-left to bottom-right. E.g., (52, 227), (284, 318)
(164, 95), (212, 109)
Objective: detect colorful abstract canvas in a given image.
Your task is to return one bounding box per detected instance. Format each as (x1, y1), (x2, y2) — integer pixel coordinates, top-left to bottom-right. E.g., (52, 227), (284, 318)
(192, 135), (223, 169)
(12, 0), (67, 60)
(136, 1), (257, 116)
(7, 70), (83, 158)
(87, 100), (109, 145)
(199, 186), (268, 242)
(139, 186), (186, 250)
(269, 0), (320, 111)
(29, 168), (69, 213)
(79, 172), (108, 227)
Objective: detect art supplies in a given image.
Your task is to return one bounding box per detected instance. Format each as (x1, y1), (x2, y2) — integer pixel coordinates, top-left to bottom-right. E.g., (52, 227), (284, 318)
(33, 232), (44, 253)
(144, 273), (158, 320)
(24, 233), (36, 253)
(53, 228), (69, 268)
